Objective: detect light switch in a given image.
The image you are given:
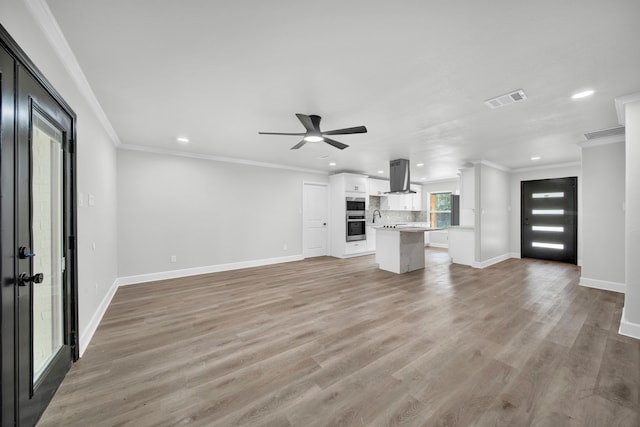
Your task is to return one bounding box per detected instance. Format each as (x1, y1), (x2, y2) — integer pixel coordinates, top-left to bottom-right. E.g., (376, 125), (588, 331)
(88, 193), (95, 207)
(78, 192), (85, 207)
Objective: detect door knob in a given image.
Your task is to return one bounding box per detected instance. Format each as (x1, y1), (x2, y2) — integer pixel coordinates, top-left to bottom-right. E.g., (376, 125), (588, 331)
(18, 272), (44, 286)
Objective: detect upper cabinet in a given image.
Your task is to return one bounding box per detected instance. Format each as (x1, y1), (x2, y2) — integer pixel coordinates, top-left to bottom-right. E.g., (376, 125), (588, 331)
(411, 185), (422, 210)
(344, 174), (367, 193)
(368, 178), (390, 196)
(380, 184), (422, 211)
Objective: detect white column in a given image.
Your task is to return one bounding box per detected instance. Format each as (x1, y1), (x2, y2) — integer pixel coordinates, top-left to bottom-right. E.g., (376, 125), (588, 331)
(616, 92), (640, 339)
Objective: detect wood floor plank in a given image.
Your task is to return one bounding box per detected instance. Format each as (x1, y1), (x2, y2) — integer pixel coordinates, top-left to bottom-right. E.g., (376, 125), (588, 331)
(37, 250), (640, 427)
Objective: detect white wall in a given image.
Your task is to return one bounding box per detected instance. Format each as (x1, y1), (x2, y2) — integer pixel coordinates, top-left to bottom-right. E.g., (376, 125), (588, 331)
(421, 178), (459, 246)
(509, 164), (582, 260)
(580, 142), (625, 290)
(0, 1), (119, 353)
(117, 149), (327, 278)
(478, 164), (510, 262)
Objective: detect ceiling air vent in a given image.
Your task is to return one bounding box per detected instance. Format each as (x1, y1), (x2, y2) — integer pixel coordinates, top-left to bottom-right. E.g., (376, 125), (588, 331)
(584, 126), (625, 140)
(484, 89), (528, 109)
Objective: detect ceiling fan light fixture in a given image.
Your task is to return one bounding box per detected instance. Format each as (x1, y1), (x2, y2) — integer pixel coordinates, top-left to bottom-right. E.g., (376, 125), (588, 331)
(304, 135), (324, 143)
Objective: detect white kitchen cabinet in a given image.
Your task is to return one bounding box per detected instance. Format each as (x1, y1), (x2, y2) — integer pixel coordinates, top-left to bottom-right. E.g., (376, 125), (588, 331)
(329, 173), (370, 258)
(410, 185), (422, 210)
(368, 178), (389, 196)
(344, 175), (367, 193)
(345, 240), (367, 254)
(380, 185), (422, 211)
(381, 194), (399, 210)
(366, 226), (376, 251)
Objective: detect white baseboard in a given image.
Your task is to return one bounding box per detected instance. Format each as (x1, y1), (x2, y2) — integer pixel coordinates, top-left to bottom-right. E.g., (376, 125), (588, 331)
(79, 278), (118, 357)
(117, 254), (304, 286)
(619, 306), (640, 340)
(579, 277), (626, 294)
(474, 253), (512, 269)
(510, 252), (521, 259)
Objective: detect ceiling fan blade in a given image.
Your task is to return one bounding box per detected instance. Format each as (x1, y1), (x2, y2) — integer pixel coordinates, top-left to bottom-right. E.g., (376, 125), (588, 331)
(258, 132), (306, 136)
(323, 137), (348, 150)
(322, 125), (367, 136)
(296, 114), (322, 132)
(290, 140), (306, 150)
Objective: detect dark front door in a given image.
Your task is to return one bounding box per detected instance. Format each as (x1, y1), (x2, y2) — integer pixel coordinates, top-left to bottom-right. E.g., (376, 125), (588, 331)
(1, 27), (78, 426)
(521, 177), (578, 264)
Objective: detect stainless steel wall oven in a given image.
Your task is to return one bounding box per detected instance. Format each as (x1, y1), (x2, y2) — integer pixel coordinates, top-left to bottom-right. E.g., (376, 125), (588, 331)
(346, 197), (366, 241)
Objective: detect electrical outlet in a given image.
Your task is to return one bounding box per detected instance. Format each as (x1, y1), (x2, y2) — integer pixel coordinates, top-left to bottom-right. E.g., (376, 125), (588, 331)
(283, 244), (287, 251)
(95, 283), (99, 295)
(170, 255), (177, 263)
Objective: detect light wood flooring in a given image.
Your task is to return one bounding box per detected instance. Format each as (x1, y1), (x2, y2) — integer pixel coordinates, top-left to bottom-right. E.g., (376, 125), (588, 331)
(38, 249), (640, 426)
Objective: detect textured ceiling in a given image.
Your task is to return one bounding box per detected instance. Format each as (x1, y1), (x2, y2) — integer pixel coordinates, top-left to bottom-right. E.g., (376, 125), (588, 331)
(46, 0), (640, 180)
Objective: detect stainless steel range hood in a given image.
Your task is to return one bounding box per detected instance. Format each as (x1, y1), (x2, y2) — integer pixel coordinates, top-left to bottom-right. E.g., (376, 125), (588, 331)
(386, 159), (416, 194)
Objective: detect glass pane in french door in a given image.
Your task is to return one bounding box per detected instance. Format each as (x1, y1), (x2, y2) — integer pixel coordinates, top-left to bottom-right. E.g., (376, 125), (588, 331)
(31, 111), (65, 384)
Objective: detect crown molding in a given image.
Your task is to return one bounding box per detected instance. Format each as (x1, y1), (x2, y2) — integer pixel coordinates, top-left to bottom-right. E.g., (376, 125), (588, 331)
(25, 0), (121, 146)
(576, 134), (625, 148)
(511, 161), (581, 173)
(615, 92), (640, 125)
(419, 176), (460, 184)
(118, 144), (329, 175)
(478, 160), (512, 172)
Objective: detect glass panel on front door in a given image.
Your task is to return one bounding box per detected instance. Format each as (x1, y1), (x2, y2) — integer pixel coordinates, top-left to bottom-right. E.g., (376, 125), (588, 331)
(31, 111), (65, 385)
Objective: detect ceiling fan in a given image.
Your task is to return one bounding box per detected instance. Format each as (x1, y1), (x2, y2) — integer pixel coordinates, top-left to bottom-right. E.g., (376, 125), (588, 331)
(258, 113), (367, 150)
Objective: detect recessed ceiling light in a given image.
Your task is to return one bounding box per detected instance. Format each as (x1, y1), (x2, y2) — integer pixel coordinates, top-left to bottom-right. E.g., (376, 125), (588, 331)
(329, 162), (336, 166)
(416, 163), (424, 167)
(176, 137), (190, 144)
(531, 156), (541, 161)
(571, 90), (594, 99)
(377, 170), (384, 174)
(420, 177), (426, 181)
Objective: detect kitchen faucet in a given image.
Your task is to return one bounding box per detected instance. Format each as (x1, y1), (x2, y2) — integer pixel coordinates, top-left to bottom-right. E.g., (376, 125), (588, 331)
(372, 210), (381, 223)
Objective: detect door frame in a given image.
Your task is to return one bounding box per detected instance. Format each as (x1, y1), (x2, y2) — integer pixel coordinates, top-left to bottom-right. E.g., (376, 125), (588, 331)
(302, 181), (330, 258)
(1, 23), (78, 425)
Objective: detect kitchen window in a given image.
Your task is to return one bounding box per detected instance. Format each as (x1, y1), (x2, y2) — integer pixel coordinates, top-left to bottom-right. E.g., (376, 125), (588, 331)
(429, 192), (452, 228)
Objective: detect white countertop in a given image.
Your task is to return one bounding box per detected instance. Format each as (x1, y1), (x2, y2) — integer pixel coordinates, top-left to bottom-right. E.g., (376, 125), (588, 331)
(367, 222), (429, 227)
(374, 226), (442, 233)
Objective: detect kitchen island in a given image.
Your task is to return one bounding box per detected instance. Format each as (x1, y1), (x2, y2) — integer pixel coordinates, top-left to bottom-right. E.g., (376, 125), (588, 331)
(374, 226), (441, 274)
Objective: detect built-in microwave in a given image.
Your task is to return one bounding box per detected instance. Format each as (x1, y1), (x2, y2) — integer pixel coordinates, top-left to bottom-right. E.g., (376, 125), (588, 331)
(346, 197), (366, 212)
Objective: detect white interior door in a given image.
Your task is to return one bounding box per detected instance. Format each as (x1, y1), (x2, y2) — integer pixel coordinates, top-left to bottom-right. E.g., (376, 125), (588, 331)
(303, 183), (328, 258)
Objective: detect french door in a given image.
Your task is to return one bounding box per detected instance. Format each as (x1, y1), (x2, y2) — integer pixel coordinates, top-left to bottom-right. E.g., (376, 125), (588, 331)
(521, 177), (577, 264)
(1, 27), (78, 426)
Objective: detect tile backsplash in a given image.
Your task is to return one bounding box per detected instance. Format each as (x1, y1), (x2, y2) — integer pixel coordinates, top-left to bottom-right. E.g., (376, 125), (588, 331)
(368, 196), (429, 224)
